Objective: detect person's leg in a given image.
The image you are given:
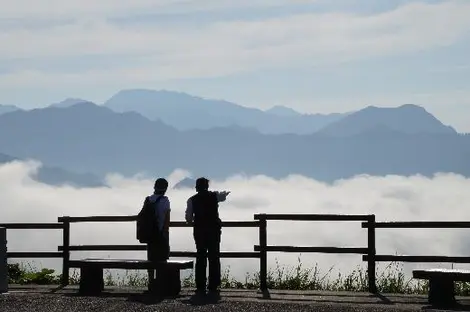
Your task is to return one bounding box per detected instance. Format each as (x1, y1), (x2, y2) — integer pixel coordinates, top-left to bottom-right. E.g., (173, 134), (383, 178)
(155, 232), (170, 262)
(194, 232), (208, 293)
(152, 233), (170, 294)
(146, 243), (156, 288)
(162, 231), (170, 260)
(207, 230), (221, 291)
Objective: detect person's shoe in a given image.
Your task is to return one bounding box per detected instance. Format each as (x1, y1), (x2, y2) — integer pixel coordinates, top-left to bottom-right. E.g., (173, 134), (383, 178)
(189, 289), (206, 305)
(207, 288), (220, 301)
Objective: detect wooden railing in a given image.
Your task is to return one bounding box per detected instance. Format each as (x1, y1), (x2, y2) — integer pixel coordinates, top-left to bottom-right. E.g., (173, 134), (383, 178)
(56, 216), (261, 286)
(4, 214), (470, 293)
(0, 223), (64, 259)
(253, 214), (375, 292)
(362, 221), (470, 264)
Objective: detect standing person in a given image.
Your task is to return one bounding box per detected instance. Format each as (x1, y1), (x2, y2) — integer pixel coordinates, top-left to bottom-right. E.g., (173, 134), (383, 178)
(185, 177), (230, 296)
(137, 177), (171, 291)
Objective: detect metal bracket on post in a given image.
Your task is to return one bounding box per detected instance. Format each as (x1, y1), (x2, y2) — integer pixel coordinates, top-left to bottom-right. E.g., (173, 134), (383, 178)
(0, 227), (7, 294)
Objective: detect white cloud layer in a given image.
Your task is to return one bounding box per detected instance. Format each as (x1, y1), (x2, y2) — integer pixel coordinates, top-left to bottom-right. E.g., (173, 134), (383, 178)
(2, 160), (470, 283)
(1, 1), (469, 87)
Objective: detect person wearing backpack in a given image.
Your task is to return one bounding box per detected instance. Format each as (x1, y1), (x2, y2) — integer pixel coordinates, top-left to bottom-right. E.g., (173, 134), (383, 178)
(136, 177), (171, 291)
(184, 177), (230, 296)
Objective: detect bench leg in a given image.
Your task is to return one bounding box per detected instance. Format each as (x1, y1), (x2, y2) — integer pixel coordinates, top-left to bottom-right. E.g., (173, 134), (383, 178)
(79, 266), (104, 296)
(428, 278), (455, 307)
(150, 267), (181, 297)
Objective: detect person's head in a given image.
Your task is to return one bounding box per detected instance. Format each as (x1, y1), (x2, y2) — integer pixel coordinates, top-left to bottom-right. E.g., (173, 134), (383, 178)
(195, 177), (209, 192)
(154, 178), (168, 195)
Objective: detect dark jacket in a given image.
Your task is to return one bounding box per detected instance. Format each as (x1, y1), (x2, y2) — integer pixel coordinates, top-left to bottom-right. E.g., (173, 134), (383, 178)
(188, 191), (221, 233)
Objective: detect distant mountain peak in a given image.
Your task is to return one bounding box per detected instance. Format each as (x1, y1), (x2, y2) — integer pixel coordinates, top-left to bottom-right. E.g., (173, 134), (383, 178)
(104, 88), (346, 134)
(363, 104), (425, 112)
(173, 177), (196, 189)
(50, 98), (90, 108)
(266, 105), (301, 117)
(397, 103), (427, 111)
(317, 104), (456, 137)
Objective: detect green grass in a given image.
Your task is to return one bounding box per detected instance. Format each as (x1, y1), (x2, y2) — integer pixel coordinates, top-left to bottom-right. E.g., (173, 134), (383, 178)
(7, 257), (470, 296)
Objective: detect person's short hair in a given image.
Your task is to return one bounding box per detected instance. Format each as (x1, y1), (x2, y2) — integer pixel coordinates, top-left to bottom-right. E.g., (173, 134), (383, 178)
(154, 178), (168, 192)
(195, 177), (209, 191)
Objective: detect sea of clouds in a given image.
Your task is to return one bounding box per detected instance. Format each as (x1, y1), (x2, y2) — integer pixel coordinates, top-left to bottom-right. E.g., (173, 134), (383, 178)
(1, 160), (470, 283)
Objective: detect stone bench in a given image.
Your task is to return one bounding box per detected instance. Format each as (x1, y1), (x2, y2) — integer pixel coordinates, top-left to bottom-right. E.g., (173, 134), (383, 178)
(413, 268), (470, 307)
(69, 258), (193, 296)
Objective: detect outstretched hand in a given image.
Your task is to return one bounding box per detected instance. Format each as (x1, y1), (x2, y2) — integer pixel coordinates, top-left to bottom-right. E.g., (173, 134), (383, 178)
(216, 190), (231, 202)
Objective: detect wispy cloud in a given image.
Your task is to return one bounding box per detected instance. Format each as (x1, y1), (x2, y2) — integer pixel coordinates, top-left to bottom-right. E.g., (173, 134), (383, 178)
(1, 1), (469, 88)
(0, 0), (319, 20)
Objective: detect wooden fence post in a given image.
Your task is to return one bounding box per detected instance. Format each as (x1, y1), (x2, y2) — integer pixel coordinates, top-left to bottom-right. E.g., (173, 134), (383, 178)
(61, 217), (70, 286)
(0, 227), (7, 293)
(367, 214), (377, 293)
(258, 214), (267, 290)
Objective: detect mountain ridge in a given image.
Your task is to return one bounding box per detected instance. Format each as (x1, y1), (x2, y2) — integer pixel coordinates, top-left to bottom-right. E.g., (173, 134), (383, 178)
(3, 89), (459, 136)
(317, 104), (456, 137)
(103, 89), (346, 134)
(49, 98), (89, 108)
(0, 101), (467, 183)
(0, 104), (20, 115)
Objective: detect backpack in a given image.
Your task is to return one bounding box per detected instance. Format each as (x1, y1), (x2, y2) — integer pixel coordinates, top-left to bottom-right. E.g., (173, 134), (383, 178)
(136, 195), (164, 243)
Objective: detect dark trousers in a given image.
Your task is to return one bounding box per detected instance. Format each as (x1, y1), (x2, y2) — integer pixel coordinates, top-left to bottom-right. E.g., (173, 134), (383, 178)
(194, 229), (221, 291)
(147, 231), (169, 283)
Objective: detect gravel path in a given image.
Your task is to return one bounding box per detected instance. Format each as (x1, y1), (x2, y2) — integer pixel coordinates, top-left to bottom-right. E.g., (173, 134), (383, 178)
(0, 286), (467, 312)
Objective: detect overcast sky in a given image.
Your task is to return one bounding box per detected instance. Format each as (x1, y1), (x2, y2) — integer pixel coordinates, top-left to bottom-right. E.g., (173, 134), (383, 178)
(1, 0), (469, 131)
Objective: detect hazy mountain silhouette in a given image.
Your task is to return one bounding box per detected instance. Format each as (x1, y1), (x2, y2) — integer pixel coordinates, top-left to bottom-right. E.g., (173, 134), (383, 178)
(0, 104), (20, 115)
(173, 177), (196, 189)
(0, 152), (104, 187)
(317, 104), (456, 137)
(49, 98), (90, 108)
(265, 105), (301, 117)
(103, 89), (345, 134)
(0, 102), (178, 176)
(0, 102), (468, 182)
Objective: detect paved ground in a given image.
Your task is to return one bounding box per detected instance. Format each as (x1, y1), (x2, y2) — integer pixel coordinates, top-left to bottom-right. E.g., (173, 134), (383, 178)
(1, 285), (470, 312)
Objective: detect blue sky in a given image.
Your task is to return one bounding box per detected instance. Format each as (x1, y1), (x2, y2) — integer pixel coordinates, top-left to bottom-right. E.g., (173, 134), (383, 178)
(0, 0), (469, 131)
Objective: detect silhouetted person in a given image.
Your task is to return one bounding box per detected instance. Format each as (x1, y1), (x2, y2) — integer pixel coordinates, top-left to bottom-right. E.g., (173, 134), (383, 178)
(137, 178), (171, 291)
(185, 177), (230, 295)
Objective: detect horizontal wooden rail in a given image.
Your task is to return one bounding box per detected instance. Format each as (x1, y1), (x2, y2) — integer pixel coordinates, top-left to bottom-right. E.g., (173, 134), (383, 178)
(59, 245), (147, 251)
(363, 255), (470, 263)
(254, 245), (368, 254)
(171, 251), (259, 258)
(7, 252), (63, 258)
(255, 214), (371, 221)
(58, 216), (259, 228)
(58, 245), (259, 258)
(0, 223), (64, 229)
(362, 221), (470, 228)
(59, 216), (136, 222)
